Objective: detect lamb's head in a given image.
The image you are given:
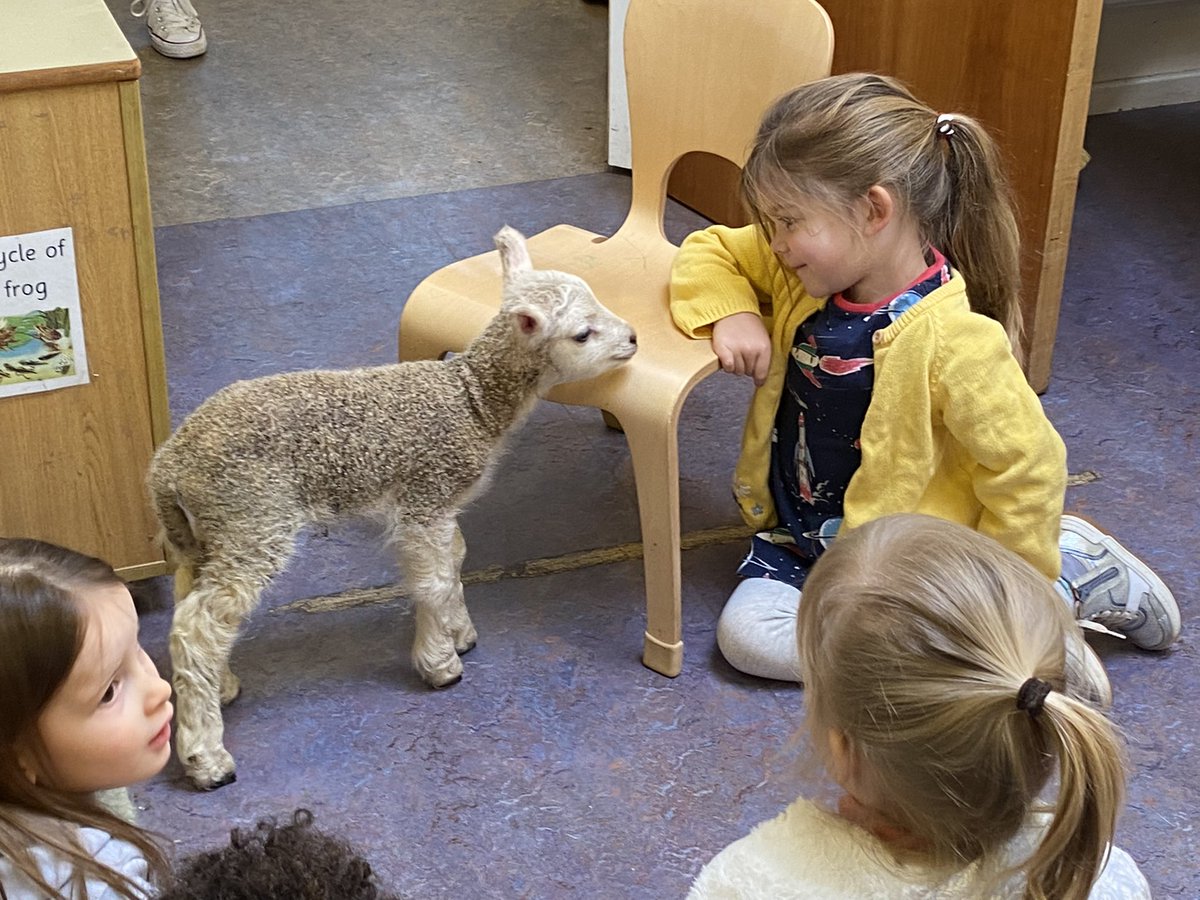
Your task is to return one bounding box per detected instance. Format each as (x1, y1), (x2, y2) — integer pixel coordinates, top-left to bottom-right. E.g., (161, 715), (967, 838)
(494, 226), (637, 386)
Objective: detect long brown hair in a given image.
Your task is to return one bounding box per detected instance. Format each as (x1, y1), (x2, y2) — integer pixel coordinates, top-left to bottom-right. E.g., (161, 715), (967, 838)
(797, 515), (1127, 900)
(0, 538), (169, 898)
(742, 72), (1024, 357)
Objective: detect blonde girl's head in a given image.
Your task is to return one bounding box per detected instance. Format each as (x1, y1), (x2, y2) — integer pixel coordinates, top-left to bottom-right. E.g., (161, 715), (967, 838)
(797, 514), (1127, 900)
(0, 538), (170, 899)
(742, 73), (1024, 356)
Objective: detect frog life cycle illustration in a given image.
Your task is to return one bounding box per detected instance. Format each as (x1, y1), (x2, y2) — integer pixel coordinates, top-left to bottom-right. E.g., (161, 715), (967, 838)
(0, 227), (90, 398)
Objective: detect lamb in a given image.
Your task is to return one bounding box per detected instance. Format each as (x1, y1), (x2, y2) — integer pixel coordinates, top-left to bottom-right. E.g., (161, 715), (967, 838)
(149, 227), (637, 790)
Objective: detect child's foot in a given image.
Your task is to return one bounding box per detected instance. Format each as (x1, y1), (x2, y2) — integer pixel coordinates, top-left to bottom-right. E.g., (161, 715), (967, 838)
(1060, 514), (1181, 651)
(716, 577), (802, 682)
(130, 0), (208, 59)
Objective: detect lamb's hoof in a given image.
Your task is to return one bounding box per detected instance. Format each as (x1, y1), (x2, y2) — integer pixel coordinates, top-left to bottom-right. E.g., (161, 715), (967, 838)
(183, 748), (237, 791)
(453, 622), (477, 655)
(420, 653), (464, 689)
(219, 672), (242, 706)
(197, 770), (237, 791)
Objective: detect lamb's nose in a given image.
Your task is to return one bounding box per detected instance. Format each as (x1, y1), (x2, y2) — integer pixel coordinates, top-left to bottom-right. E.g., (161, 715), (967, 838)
(629, 331), (638, 345)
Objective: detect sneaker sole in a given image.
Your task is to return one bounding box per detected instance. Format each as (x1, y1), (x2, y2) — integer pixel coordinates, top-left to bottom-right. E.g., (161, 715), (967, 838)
(1062, 514), (1181, 650)
(149, 30), (207, 58)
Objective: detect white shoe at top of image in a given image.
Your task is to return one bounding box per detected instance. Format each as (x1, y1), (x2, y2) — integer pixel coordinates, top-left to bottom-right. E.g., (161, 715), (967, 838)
(130, 0), (207, 59)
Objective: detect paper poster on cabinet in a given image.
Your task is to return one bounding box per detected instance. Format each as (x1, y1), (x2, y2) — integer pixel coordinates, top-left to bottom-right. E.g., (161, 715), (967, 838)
(0, 227), (90, 399)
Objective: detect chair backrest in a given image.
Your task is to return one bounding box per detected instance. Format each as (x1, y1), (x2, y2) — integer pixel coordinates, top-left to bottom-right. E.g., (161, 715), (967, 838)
(618, 0), (834, 240)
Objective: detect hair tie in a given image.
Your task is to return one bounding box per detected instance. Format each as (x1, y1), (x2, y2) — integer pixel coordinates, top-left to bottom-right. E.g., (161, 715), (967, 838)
(1016, 677), (1053, 717)
(935, 113), (957, 138)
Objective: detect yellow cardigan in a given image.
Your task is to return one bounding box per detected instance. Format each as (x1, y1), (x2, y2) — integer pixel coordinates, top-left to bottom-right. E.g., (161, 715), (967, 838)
(670, 225), (1067, 579)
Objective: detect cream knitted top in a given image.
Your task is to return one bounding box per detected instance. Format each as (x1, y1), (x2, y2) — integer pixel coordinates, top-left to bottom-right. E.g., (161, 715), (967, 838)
(688, 797), (1151, 899)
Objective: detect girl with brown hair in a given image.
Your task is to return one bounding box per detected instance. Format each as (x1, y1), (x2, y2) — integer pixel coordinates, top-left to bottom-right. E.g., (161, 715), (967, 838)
(0, 538), (172, 898)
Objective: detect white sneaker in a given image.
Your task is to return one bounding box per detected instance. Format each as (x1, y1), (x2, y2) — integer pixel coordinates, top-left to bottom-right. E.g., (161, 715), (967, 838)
(1060, 514), (1181, 651)
(131, 0), (207, 59)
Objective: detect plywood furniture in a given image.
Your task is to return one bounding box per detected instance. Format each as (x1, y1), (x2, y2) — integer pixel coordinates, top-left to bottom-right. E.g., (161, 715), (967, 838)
(0, 0), (170, 579)
(666, 0), (1104, 392)
(398, 0), (834, 677)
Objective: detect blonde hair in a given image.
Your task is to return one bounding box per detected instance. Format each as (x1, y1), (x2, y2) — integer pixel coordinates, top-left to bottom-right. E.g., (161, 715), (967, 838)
(797, 514), (1126, 900)
(742, 72), (1024, 357)
(0, 538), (169, 898)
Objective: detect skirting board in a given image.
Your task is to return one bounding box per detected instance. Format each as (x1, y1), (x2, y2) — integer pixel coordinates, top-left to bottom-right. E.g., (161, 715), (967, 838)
(1090, 0), (1200, 113)
(1092, 70), (1200, 114)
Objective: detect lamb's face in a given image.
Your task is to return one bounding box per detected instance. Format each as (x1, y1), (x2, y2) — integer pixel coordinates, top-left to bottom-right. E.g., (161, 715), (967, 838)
(493, 226), (636, 387)
(507, 271), (637, 385)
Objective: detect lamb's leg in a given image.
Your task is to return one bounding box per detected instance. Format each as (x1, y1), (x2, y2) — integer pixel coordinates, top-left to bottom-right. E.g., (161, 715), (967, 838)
(171, 557), (243, 704)
(447, 523), (477, 654)
(395, 518), (476, 687)
(170, 538), (292, 790)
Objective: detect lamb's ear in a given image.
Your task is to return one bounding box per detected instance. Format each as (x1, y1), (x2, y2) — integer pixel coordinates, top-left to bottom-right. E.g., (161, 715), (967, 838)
(495, 226), (532, 280)
(510, 303), (546, 337)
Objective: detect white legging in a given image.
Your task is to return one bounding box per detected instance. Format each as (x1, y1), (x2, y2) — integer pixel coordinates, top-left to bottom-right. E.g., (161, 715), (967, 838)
(716, 577), (804, 682)
(718, 562), (1083, 682)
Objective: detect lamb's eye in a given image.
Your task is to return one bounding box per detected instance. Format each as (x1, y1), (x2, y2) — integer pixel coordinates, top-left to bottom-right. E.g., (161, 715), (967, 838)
(573, 328), (593, 343)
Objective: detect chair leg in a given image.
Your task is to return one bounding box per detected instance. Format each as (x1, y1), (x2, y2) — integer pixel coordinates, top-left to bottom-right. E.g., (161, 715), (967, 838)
(621, 412), (684, 677)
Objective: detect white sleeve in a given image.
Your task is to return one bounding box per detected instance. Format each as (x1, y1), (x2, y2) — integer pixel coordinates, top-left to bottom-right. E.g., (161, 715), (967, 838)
(0, 828), (154, 900)
(80, 827), (154, 899)
(1089, 845), (1153, 899)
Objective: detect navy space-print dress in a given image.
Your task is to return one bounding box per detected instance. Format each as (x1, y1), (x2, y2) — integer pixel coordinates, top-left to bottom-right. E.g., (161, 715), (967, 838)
(737, 251), (951, 586)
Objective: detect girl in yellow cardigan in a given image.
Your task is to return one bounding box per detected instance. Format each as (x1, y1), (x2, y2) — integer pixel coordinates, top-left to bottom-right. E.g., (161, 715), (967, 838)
(669, 73), (1179, 681)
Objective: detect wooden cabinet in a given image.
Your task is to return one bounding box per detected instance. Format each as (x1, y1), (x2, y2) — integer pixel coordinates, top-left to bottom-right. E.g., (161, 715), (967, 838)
(666, 0), (1103, 392)
(0, 0), (170, 579)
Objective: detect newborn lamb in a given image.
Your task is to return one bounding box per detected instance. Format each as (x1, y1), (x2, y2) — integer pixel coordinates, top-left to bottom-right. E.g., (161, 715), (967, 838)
(148, 227), (637, 789)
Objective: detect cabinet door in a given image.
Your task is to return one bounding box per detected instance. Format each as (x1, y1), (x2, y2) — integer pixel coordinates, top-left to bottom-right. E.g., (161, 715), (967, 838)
(0, 81), (165, 575)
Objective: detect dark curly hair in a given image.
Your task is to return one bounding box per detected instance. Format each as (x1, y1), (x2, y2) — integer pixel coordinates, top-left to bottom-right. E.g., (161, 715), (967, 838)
(158, 809), (402, 900)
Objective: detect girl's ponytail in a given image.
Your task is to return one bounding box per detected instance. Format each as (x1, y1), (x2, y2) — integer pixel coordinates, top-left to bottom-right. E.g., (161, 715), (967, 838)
(1021, 692), (1127, 900)
(928, 113), (1025, 359)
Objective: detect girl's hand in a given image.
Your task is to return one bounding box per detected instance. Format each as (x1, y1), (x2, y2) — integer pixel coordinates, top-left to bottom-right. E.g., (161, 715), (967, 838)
(712, 312), (771, 386)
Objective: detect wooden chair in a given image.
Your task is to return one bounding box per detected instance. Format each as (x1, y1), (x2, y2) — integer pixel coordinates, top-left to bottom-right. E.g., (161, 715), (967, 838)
(397, 0), (834, 676)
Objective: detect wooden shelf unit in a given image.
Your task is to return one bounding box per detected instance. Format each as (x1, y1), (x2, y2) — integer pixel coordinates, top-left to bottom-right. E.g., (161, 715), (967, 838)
(0, 0), (170, 579)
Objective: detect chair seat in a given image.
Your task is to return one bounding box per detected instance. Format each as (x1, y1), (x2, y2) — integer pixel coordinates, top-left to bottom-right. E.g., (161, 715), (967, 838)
(400, 222), (720, 414)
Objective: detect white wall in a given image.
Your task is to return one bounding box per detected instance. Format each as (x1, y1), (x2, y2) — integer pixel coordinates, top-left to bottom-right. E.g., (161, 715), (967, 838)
(607, 0), (632, 169)
(1091, 0), (1200, 114)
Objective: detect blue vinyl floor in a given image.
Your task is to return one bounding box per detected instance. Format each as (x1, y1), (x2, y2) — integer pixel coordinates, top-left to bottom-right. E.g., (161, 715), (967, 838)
(101, 2), (1199, 894)
(120, 103), (1199, 898)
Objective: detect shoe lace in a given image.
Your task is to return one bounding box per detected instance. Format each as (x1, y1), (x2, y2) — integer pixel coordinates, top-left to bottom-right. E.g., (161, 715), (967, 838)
(1087, 608), (1140, 629)
(130, 0), (200, 25)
